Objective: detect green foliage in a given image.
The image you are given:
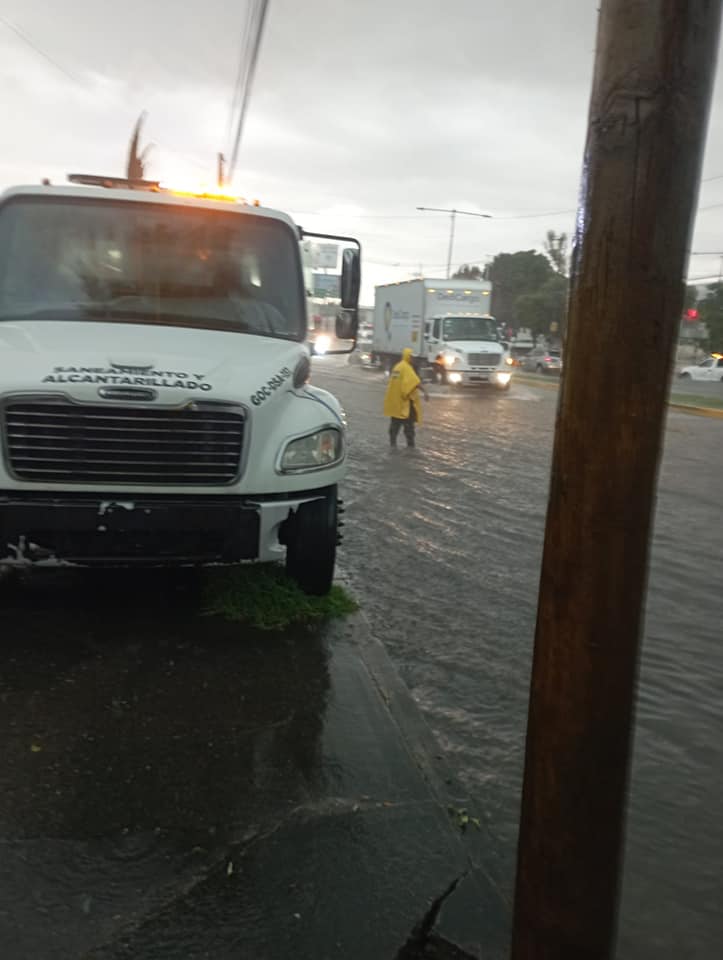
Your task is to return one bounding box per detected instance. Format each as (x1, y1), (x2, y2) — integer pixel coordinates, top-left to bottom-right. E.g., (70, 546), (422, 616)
(203, 564), (358, 630)
(452, 263), (483, 280)
(513, 273), (568, 339)
(485, 250), (555, 328)
(699, 282), (723, 350)
(684, 284), (700, 311)
(543, 231), (569, 277)
(672, 393), (723, 410)
(447, 806), (481, 833)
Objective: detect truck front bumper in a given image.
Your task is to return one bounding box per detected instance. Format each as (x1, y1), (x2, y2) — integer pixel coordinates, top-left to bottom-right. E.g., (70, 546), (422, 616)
(0, 491), (324, 567)
(450, 369), (510, 386)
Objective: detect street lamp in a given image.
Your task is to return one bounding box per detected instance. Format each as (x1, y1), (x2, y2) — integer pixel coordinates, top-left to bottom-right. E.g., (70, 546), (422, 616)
(416, 207), (492, 279)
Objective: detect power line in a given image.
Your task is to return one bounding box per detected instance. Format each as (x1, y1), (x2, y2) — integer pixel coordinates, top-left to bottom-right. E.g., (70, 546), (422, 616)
(227, 1), (256, 149)
(0, 13), (79, 84)
(227, 0), (270, 184)
(495, 208), (575, 220)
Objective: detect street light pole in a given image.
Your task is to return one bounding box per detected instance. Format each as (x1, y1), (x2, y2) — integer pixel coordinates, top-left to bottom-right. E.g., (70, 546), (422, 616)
(446, 210), (456, 280)
(416, 206), (492, 279)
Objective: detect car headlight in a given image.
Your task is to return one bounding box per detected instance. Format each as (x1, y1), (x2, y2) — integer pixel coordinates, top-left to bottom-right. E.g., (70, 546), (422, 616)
(280, 428), (344, 472)
(314, 334), (332, 356)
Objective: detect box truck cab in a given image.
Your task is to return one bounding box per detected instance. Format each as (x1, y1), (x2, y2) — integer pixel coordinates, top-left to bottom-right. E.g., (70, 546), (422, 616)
(373, 278), (510, 389)
(0, 176), (360, 594)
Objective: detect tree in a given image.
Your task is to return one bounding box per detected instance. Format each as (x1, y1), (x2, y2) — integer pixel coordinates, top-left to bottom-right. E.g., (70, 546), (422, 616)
(698, 282), (723, 349)
(543, 231), (569, 277)
(452, 263), (483, 280)
(127, 112), (153, 180)
(484, 251), (554, 329)
(513, 273), (569, 339)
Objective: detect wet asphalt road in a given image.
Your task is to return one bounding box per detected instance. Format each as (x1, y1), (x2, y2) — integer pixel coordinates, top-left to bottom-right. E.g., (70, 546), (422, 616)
(1, 361), (721, 958)
(317, 359), (723, 959)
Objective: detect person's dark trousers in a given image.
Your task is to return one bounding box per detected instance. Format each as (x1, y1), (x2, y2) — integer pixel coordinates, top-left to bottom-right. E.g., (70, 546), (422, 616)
(389, 409), (416, 448)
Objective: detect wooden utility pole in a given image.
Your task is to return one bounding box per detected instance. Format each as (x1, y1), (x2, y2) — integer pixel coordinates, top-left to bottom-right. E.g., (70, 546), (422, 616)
(511, 3), (722, 959)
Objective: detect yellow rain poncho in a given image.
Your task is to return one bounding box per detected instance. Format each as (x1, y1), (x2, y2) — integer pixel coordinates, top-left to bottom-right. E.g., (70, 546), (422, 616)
(384, 348), (423, 424)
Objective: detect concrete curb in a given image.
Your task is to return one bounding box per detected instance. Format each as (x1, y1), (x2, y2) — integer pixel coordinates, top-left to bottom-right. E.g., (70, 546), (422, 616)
(513, 375), (723, 418)
(668, 402), (723, 419)
(343, 610), (511, 958)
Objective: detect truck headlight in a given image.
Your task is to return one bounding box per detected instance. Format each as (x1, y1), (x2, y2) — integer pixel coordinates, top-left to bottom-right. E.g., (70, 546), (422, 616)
(443, 353), (458, 368)
(280, 428), (344, 472)
(495, 371), (512, 386)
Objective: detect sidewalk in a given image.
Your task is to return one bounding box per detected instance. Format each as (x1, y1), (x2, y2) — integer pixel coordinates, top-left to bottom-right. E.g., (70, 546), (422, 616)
(0, 568), (508, 960)
(87, 617), (509, 960)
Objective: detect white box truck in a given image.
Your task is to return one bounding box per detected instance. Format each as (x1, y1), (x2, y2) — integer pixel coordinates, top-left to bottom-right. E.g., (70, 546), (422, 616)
(0, 174), (361, 594)
(372, 279), (511, 389)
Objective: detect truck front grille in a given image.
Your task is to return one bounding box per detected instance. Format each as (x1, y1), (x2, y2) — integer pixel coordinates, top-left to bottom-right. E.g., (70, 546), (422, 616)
(467, 353), (500, 366)
(3, 400), (245, 485)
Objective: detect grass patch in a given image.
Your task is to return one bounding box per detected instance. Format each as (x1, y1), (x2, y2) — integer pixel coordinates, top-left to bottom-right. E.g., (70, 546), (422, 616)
(203, 564), (358, 630)
(670, 392), (723, 410)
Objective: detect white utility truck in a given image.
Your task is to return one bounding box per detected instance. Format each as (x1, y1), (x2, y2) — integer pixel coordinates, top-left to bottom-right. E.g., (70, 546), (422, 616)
(0, 175), (360, 594)
(372, 278), (511, 389)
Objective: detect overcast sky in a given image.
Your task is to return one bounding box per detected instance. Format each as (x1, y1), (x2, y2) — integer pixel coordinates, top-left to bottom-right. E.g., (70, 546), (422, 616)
(3, 0), (723, 301)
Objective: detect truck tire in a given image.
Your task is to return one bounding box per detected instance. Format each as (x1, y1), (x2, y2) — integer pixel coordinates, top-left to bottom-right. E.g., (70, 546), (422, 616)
(285, 487), (338, 596)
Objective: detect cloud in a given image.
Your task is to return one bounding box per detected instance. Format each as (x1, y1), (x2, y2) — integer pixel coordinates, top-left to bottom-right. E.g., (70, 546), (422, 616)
(2, 0), (723, 300)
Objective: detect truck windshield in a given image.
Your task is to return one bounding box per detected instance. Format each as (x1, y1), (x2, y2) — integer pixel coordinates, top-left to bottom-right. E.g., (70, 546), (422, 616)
(442, 316), (497, 341)
(0, 196), (305, 340)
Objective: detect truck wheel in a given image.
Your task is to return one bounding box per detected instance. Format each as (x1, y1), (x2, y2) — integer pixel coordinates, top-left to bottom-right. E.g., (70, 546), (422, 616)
(285, 487), (338, 596)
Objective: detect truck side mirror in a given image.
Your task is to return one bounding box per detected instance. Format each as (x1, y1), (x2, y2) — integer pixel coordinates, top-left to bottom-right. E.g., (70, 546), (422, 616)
(340, 248), (361, 309)
(335, 309), (357, 341)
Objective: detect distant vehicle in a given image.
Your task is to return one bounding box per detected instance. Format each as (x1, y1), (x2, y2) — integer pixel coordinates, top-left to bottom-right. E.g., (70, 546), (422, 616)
(507, 328), (535, 365)
(372, 278), (511, 390)
(679, 354), (723, 381)
(348, 332), (375, 368)
(522, 346), (563, 374)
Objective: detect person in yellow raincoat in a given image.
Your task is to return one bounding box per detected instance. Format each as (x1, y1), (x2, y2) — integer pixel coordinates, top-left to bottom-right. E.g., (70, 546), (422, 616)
(383, 347), (429, 448)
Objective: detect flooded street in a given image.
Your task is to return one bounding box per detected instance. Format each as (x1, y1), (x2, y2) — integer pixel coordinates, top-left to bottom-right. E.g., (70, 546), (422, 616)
(319, 361), (723, 959)
(0, 360), (720, 958)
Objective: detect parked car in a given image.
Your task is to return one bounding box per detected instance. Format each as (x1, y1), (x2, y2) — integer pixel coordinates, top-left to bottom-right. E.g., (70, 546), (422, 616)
(679, 354), (723, 381)
(348, 334), (375, 368)
(522, 346), (563, 375)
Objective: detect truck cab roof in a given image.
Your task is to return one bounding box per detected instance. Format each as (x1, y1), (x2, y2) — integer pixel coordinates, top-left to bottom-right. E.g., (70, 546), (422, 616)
(0, 181), (298, 233)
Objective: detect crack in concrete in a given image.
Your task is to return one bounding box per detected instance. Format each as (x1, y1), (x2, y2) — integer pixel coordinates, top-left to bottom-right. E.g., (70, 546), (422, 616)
(394, 872), (478, 959)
